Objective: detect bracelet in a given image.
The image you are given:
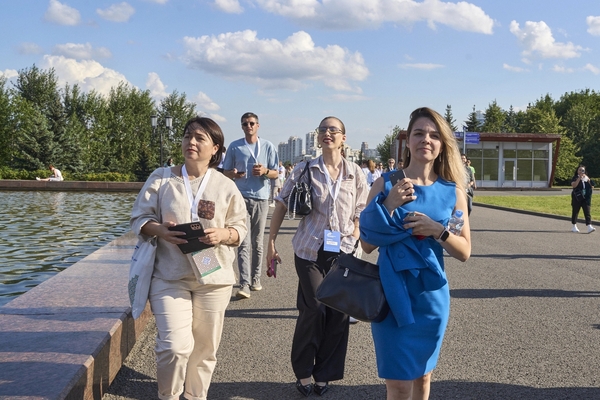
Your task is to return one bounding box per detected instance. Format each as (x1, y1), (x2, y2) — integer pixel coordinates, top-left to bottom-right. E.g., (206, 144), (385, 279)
(226, 228), (233, 244)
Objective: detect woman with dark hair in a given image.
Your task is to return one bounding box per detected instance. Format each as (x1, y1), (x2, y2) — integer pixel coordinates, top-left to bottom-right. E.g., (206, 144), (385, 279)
(267, 116), (369, 397)
(571, 164), (595, 233)
(360, 107), (471, 400)
(130, 116), (247, 400)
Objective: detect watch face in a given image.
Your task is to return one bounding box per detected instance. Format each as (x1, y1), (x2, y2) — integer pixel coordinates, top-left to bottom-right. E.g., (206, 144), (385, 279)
(441, 230), (450, 242)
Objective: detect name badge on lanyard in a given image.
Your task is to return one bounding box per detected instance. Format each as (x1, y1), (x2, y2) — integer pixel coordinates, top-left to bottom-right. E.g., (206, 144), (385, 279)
(322, 158), (343, 253)
(182, 165), (211, 222)
(182, 165), (221, 277)
(323, 229), (341, 252)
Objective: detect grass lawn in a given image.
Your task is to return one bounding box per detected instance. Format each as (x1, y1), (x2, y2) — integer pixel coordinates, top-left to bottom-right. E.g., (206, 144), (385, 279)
(474, 195), (600, 219)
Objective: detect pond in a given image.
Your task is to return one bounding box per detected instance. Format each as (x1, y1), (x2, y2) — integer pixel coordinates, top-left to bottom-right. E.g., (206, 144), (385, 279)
(0, 191), (136, 307)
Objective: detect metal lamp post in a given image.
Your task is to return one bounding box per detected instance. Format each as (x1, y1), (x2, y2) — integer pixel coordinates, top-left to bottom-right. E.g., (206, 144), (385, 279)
(151, 115), (158, 165)
(164, 116), (172, 167)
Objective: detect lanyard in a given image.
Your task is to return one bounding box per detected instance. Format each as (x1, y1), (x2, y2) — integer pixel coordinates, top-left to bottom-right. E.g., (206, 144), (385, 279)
(320, 157), (343, 228)
(182, 165), (211, 221)
(244, 138), (261, 164)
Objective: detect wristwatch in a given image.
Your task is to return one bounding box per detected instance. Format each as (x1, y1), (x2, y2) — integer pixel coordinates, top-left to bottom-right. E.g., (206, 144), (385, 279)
(436, 228), (450, 243)
(262, 169), (269, 178)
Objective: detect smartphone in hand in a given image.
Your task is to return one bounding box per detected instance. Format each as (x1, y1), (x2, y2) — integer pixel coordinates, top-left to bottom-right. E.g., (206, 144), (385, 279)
(389, 169), (414, 204)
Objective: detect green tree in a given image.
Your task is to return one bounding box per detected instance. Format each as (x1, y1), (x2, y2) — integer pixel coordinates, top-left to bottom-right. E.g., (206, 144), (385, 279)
(444, 104), (458, 131)
(0, 77), (12, 166)
(11, 96), (54, 170)
(106, 83), (154, 174)
(503, 105), (519, 133)
(156, 91), (197, 166)
(376, 126), (401, 163)
(482, 100), (504, 133)
(519, 107), (563, 135)
(553, 135), (581, 184)
(464, 105), (481, 132)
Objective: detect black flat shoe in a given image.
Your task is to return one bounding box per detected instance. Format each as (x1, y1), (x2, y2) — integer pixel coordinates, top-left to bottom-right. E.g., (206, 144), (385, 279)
(296, 379), (313, 397)
(314, 382), (329, 396)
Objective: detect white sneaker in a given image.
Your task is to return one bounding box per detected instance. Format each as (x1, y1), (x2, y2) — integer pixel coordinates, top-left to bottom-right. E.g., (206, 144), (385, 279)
(572, 225), (580, 233)
(588, 225), (596, 233)
(349, 317), (359, 324)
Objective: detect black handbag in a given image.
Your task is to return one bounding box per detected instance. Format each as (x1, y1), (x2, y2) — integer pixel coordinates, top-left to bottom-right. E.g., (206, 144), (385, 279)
(316, 241), (389, 323)
(573, 188), (586, 204)
(288, 162), (312, 219)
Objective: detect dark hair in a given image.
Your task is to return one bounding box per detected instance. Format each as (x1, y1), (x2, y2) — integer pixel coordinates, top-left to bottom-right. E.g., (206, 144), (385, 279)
(319, 116), (346, 135)
(182, 117), (225, 169)
(574, 164), (586, 177)
(241, 112), (259, 123)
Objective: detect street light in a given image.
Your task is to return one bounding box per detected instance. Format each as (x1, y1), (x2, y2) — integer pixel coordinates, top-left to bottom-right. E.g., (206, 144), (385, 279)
(150, 115), (158, 165)
(164, 116), (172, 167)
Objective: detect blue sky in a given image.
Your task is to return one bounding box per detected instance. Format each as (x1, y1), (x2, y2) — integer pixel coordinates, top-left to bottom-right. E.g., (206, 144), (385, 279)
(1, 0), (599, 150)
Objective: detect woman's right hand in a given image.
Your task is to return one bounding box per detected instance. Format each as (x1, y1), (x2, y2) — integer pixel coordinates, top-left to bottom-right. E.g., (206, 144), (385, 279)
(266, 241), (282, 266)
(383, 177), (415, 213)
(155, 221), (189, 245)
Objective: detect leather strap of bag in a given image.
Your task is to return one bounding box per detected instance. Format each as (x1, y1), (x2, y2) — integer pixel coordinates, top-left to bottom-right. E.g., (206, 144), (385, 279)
(297, 161), (311, 187)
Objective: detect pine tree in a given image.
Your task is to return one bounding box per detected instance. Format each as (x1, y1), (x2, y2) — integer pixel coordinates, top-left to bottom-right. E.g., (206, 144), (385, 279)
(464, 105), (481, 132)
(444, 104), (458, 131)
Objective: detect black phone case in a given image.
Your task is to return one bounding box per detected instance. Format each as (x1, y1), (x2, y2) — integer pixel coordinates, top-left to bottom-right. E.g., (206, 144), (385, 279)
(168, 222), (213, 254)
(388, 169), (414, 203)
(389, 169), (406, 185)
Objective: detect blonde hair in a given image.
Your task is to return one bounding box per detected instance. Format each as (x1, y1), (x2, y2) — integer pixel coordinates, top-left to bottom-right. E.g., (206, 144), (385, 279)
(402, 107), (466, 191)
(367, 159), (376, 173)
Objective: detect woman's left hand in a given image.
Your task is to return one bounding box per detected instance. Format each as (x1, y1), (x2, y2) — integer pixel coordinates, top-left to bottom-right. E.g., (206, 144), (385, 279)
(402, 211), (443, 238)
(200, 227), (228, 246)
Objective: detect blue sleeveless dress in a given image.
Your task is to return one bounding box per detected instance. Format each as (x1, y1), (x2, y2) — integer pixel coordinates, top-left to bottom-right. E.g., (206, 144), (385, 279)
(359, 173), (457, 380)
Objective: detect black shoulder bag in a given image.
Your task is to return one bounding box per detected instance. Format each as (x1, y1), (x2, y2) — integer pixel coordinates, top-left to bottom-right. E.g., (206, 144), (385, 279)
(316, 241), (389, 323)
(287, 161), (312, 219)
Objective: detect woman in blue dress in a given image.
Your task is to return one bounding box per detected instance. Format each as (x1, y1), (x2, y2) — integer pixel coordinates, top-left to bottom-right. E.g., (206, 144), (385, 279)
(360, 107), (471, 400)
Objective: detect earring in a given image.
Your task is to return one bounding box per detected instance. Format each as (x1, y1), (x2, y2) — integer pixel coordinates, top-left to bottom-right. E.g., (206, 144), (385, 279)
(317, 144), (322, 148)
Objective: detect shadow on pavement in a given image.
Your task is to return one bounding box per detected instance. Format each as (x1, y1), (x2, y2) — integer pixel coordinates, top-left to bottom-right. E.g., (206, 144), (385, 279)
(451, 288), (600, 298)
(430, 380), (600, 400)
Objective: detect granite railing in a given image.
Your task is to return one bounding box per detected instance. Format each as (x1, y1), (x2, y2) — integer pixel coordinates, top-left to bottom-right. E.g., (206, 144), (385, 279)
(0, 180), (144, 192)
(0, 231), (150, 400)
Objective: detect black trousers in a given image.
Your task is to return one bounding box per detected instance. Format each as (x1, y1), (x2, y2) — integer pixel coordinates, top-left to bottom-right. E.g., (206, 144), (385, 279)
(291, 249), (349, 382)
(571, 200), (592, 225)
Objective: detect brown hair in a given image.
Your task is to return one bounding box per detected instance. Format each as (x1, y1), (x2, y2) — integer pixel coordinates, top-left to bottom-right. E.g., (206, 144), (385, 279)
(402, 107), (466, 191)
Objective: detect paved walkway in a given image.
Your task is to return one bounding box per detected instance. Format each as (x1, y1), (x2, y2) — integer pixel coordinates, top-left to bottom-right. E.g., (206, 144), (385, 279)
(103, 204), (600, 400)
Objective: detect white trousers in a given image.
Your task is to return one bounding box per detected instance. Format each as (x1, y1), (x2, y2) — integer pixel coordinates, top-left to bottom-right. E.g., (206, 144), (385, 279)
(149, 277), (232, 400)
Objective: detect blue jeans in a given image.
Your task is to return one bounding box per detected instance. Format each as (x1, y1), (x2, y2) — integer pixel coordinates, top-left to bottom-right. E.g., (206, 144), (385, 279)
(237, 198), (269, 286)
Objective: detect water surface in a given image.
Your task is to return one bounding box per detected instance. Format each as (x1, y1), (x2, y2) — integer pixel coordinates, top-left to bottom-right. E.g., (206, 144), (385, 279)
(0, 191), (136, 306)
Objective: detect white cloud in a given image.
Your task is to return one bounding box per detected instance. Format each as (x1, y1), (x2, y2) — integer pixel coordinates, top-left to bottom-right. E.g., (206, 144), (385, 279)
(0, 69), (19, 79)
(40, 55), (129, 96)
(510, 20), (584, 61)
(208, 113), (226, 122)
(582, 63), (600, 74)
(44, 0), (81, 26)
(97, 2), (135, 22)
(53, 43), (112, 59)
(502, 63), (528, 72)
(146, 72), (169, 99)
(221, 0), (493, 34)
(329, 93), (369, 102)
(18, 42), (44, 55)
(143, 0), (169, 3)
(587, 16), (600, 36)
(195, 92), (220, 111)
(399, 63), (444, 70)
(182, 30), (369, 92)
(214, 0), (243, 13)
(552, 65), (574, 73)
